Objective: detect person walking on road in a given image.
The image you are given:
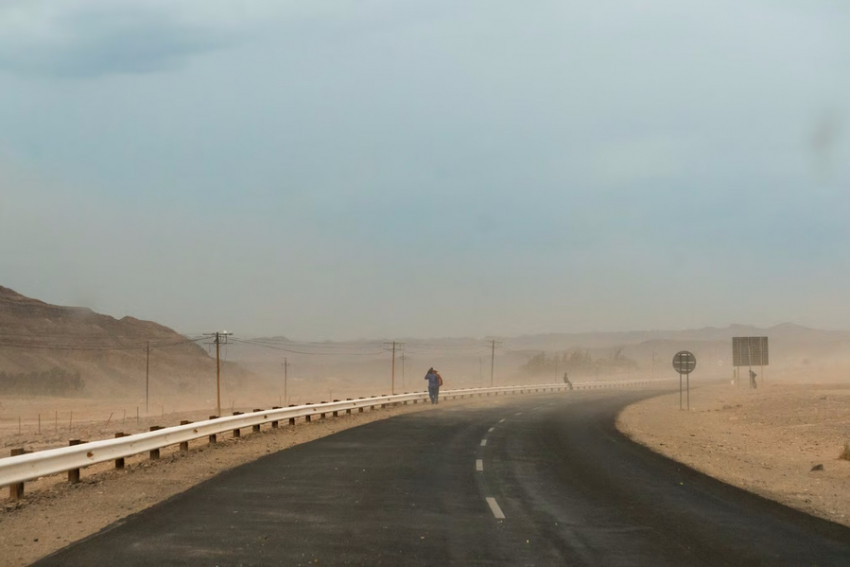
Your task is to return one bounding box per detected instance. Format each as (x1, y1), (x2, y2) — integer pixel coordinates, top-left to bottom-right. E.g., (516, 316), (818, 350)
(425, 367), (442, 404)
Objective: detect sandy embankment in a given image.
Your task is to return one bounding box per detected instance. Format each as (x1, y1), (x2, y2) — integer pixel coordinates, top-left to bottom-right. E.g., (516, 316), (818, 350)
(618, 382), (850, 527)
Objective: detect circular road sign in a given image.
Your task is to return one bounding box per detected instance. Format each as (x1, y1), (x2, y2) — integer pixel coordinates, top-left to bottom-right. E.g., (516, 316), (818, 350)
(672, 351), (697, 374)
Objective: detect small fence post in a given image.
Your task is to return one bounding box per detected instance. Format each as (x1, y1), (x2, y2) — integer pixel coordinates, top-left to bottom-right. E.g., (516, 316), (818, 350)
(68, 440), (82, 483)
(9, 448), (25, 500)
(346, 399), (352, 414)
(252, 410), (262, 433)
(271, 407), (281, 428)
(114, 433), (126, 469)
(333, 400), (340, 417)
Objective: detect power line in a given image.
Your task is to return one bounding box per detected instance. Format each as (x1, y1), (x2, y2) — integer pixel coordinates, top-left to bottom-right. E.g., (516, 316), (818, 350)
(230, 337), (385, 356)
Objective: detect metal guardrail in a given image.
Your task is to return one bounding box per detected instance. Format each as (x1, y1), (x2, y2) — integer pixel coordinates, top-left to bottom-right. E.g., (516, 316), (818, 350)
(1, 379), (671, 490)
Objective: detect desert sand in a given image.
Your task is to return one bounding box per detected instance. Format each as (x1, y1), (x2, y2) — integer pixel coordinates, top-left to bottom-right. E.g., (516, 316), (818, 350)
(618, 381), (850, 528)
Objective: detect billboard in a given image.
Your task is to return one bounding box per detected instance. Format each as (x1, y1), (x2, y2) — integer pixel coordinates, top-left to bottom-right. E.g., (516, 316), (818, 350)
(732, 336), (769, 367)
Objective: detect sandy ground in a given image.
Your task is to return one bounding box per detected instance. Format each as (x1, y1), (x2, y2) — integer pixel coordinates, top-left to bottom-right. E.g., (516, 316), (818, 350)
(618, 382), (850, 528)
(0, 394), (530, 567)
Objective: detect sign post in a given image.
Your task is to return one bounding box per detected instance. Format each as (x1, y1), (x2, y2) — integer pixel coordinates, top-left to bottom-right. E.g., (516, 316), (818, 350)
(672, 351), (697, 410)
(732, 337), (769, 389)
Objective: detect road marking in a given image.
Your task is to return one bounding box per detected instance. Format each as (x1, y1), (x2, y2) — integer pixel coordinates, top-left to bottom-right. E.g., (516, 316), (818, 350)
(499, 418), (505, 423)
(476, 459), (484, 471)
(514, 412), (523, 416)
(480, 439), (487, 447)
(486, 497), (506, 519)
(488, 427), (495, 432)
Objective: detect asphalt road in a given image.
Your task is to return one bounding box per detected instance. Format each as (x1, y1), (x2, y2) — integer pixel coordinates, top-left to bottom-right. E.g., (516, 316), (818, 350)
(34, 390), (850, 566)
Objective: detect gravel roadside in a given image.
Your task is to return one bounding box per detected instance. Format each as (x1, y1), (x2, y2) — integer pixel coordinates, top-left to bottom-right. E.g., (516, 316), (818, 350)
(617, 382), (850, 528)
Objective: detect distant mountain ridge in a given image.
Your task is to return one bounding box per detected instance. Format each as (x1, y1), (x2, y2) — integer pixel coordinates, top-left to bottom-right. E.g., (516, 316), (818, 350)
(0, 285), (249, 397)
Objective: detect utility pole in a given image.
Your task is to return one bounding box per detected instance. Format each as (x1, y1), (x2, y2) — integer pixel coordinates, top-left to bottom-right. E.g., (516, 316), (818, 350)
(203, 331), (232, 416)
(491, 340), (495, 386)
(384, 341), (403, 394)
(486, 339), (503, 387)
(145, 341), (150, 414)
(283, 357), (288, 405)
(400, 353), (405, 391)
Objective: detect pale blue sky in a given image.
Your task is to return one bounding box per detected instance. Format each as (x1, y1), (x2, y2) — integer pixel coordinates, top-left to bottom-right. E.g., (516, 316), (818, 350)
(0, 0), (849, 339)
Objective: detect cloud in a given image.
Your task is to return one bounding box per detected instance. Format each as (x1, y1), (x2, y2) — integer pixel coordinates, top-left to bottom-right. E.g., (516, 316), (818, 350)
(0, 2), (239, 78)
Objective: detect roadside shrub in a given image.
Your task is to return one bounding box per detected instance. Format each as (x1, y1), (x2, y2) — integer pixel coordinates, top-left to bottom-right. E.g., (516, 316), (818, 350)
(840, 442), (850, 462)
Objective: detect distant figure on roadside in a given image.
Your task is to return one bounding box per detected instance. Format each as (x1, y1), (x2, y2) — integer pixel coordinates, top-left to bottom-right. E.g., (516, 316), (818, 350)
(425, 367), (442, 404)
(749, 369), (758, 389)
(563, 372), (573, 390)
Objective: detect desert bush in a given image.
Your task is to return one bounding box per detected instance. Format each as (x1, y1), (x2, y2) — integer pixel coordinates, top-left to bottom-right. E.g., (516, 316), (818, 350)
(840, 442), (850, 462)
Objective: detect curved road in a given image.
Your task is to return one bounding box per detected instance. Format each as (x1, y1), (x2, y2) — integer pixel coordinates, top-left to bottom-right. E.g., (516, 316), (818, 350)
(34, 390), (850, 566)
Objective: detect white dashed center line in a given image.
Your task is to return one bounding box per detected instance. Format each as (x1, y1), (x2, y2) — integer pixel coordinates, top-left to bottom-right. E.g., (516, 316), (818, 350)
(480, 439), (487, 447)
(514, 412), (523, 416)
(499, 418), (505, 423)
(488, 427), (495, 433)
(486, 497), (506, 519)
(476, 459), (484, 471)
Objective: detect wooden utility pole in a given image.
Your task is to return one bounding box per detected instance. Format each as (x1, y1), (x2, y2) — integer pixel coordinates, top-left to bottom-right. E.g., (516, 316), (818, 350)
(490, 339), (496, 387)
(204, 331), (232, 416)
(283, 357), (288, 405)
(400, 353), (405, 391)
(145, 341), (150, 414)
(384, 341), (403, 394)
(215, 334), (221, 416)
(391, 341), (396, 394)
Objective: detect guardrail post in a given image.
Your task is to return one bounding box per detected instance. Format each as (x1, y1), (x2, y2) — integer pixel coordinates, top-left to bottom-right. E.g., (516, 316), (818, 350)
(346, 399), (352, 414)
(68, 440), (83, 483)
(358, 397), (365, 413)
(232, 412), (243, 436)
(9, 448), (25, 500)
(320, 402), (328, 419)
(207, 416), (219, 443)
(179, 421), (191, 451)
(114, 433), (126, 468)
(149, 427), (162, 459)
(252, 410), (262, 433)
(271, 407), (281, 428)
(333, 400), (340, 417)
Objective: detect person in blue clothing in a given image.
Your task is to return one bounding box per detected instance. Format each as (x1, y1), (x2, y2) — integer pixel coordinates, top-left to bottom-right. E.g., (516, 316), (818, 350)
(425, 367), (442, 404)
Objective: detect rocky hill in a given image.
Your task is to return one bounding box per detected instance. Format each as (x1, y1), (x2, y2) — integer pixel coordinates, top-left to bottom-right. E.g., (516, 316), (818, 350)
(0, 285), (248, 397)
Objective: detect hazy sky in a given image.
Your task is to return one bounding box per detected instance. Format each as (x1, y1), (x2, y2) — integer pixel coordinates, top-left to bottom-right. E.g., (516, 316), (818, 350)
(1, 0), (849, 340)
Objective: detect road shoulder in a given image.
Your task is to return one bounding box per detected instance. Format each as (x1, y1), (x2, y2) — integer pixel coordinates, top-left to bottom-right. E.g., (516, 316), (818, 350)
(616, 382), (850, 528)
